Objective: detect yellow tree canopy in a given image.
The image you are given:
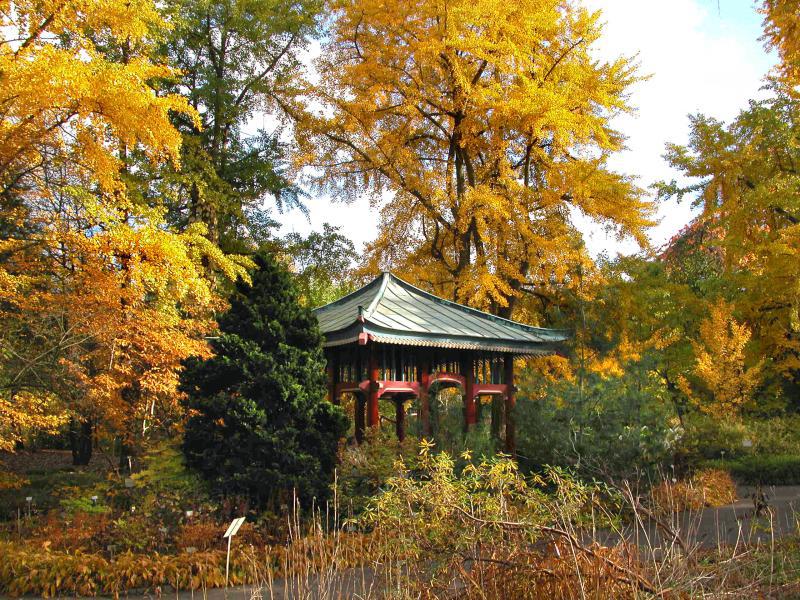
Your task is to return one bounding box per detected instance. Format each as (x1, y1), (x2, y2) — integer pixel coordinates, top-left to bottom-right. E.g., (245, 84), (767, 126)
(0, 0), (251, 450)
(0, 0), (191, 196)
(762, 0), (800, 85)
(293, 0), (654, 316)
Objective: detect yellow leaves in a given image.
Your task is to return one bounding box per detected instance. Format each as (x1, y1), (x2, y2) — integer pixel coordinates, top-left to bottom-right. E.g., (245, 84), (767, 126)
(762, 0), (800, 85)
(297, 0), (653, 317)
(0, 540), (259, 597)
(0, 0), (198, 200)
(0, 471), (29, 490)
(182, 223), (254, 285)
(0, 392), (69, 452)
(520, 354), (574, 402)
(589, 329), (647, 379)
(9, 0), (161, 46)
(0, 0), (248, 448)
(685, 301), (763, 419)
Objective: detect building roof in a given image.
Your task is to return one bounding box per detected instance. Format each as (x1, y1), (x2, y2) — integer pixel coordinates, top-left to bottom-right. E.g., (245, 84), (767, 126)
(313, 272), (569, 355)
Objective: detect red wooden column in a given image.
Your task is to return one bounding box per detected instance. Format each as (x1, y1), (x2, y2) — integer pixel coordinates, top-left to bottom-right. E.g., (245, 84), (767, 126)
(462, 354), (477, 430)
(419, 362), (431, 438)
(367, 344), (380, 429)
(504, 353), (516, 456)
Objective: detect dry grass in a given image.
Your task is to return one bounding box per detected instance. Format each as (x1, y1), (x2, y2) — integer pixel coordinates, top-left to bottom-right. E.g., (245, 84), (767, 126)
(2, 466), (796, 599)
(245, 473), (798, 599)
(651, 468), (737, 514)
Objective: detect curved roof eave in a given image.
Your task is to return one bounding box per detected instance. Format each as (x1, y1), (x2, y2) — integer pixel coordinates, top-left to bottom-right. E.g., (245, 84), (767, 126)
(321, 321), (565, 356)
(313, 272), (571, 350)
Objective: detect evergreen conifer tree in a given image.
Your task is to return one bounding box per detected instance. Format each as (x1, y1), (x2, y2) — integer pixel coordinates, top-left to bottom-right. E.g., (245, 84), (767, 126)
(181, 250), (348, 507)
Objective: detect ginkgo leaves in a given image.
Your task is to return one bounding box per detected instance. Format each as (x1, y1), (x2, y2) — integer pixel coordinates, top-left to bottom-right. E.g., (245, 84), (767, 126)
(0, 0), (248, 454)
(661, 87), (800, 384)
(0, 1), (196, 198)
(294, 0), (654, 317)
(679, 302), (763, 419)
(762, 0), (800, 85)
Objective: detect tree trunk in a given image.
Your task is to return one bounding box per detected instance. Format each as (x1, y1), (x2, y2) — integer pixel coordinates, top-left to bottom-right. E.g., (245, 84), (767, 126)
(70, 418), (92, 466)
(395, 398), (406, 441)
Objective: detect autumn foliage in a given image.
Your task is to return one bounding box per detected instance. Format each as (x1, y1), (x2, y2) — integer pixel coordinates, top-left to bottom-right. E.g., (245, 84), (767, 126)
(294, 0), (653, 317)
(2, 0), (800, 586)
(679, 303), (763, 419)
(0, 0), (250, 454)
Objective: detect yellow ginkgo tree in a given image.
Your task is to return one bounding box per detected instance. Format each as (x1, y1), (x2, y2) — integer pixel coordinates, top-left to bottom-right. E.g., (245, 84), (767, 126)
(292, 0), (654, 317)
(0, 0), (251, 461)
(762, 0), (800, 84)
(679, 302), (763, 419)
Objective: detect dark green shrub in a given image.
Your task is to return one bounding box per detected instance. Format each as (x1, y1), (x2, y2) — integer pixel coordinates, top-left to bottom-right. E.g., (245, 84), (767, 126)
(677, 414), (749, 462)
(181, 250), (348, 508)
(745, 416), (800, 456)
(514, 375), (678, 479)
(702, 455), (800, 485)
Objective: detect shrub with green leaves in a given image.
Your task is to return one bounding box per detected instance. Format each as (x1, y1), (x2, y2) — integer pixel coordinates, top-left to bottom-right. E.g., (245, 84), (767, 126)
(181, 250), (348, 509)
(357, 443), (648, 596)
(745, 416), (800, 456)
(337, 428), (420, 515)
(515, 373), (679, 479)
(702, 455), (800, 485)
(361, 442), (615, 561)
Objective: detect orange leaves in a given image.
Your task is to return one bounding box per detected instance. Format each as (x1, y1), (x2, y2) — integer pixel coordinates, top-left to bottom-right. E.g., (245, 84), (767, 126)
(0, 541), (257, 598)
(30, 218), (237, 433)
(0, 392), (69, 452)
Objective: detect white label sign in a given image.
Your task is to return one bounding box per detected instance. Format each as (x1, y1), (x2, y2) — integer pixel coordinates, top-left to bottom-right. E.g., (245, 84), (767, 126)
(223, 516), (245, 538)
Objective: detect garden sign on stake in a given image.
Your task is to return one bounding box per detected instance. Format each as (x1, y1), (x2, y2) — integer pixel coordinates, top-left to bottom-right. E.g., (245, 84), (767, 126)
(223, 517), (245, 587)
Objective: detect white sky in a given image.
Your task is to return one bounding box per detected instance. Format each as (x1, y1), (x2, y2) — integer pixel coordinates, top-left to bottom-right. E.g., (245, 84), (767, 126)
(276, 0), (778, 258)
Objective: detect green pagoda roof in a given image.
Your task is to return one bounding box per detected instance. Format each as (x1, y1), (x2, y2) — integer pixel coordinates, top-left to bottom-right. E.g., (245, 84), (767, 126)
(313, 272), (569, 355)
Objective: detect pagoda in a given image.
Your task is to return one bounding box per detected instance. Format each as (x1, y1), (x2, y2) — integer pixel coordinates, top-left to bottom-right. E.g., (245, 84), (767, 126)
(313, 273), (568, 454)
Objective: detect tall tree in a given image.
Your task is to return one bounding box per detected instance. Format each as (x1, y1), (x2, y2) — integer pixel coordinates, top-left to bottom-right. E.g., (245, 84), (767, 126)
(181, 250), (348, 507)
(0, 0), (250, 461)
(157, 0), (319, 252)
(660, 84), (800, 400)
(280, 223), (359, 307)
(292, 0), (654, 317)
